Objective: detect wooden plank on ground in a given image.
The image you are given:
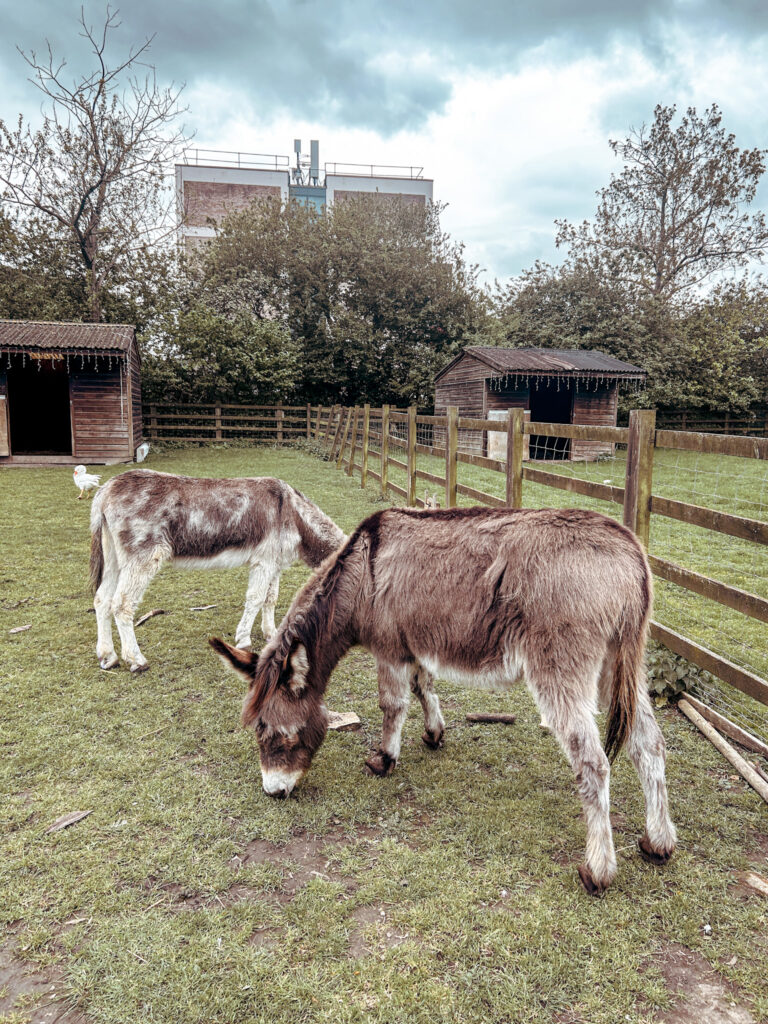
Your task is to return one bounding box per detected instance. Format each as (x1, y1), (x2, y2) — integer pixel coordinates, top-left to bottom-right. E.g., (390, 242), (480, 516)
(681, 694), (768, 759)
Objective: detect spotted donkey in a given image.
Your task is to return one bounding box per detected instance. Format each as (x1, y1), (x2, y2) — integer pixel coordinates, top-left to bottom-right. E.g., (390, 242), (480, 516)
(90, 470), (346, 673)
(212, 506), (677, 896)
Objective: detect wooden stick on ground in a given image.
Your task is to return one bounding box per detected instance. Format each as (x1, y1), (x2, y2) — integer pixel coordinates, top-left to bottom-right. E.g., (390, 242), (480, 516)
(678, 698), (768, 806)
(682, 693), (768, 760)
(465, 713), (517, 725)
(135, 609), (167, 628)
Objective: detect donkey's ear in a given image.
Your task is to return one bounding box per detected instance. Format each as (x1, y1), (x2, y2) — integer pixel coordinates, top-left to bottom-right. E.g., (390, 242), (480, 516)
(209, 637), (257, 681)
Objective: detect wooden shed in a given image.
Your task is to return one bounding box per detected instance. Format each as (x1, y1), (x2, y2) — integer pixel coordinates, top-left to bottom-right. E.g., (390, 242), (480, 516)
(434, 347), (645, 460)
(0, 321), (143, 465)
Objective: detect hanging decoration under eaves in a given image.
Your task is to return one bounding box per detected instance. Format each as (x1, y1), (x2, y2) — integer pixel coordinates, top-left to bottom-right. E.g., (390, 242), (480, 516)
(487, 371), (644, 394)
(0, 349), (127, 370)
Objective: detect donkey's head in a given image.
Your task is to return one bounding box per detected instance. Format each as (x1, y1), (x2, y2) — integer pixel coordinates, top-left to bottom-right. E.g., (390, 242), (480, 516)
(210, 636), (327, 797)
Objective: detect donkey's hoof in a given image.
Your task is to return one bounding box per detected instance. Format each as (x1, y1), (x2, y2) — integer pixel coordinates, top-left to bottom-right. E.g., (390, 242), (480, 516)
(638, 834), (673, 866)
(577, 864), (609, 897)
(99, 654), (119, 670)
(421, 728), (445, 750)
(129, 661), (150, 674)
(365, 750), (396, 777)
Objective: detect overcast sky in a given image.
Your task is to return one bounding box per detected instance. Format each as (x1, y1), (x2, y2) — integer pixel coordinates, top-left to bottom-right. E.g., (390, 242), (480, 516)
(2, 0), (768, 283)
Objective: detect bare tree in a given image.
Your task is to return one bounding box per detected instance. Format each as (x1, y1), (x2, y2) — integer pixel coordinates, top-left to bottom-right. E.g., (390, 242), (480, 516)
(556, 105), (768, 301)
(0, 7), (188, 321)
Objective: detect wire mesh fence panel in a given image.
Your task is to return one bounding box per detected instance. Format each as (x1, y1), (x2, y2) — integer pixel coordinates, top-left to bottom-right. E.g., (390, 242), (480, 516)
(648, 439), (768, 743)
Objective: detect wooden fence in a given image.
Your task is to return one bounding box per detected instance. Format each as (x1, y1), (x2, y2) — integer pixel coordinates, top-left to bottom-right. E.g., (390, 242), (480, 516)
(655, 407), (768, 436)
(310, 403), (768, 723)
(140, 400), (768, 727)
(144, 403), (311, 443)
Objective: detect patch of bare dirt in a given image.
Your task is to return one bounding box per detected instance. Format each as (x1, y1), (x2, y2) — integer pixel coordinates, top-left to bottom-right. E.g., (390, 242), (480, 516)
(0, 941), (86, 1023)
(655, 944), (756, 1024)
(347, 904), (410, 958)
(238, 832), (352, 898)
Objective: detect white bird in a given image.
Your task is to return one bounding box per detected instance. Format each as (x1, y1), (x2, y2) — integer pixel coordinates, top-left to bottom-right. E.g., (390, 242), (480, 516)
(74, 464), (101, 500)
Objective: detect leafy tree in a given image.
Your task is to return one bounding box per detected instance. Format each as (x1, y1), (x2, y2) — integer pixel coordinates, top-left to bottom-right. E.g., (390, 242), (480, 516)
(0, 8), (187, 322)
(556, 104), (768, 301)
(194, 194), (480, 406)
(140, 302), (299, 405)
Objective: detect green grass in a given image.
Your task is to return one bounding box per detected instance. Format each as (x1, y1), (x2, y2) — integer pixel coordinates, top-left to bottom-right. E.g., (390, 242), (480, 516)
(1, 446), (768, 1024)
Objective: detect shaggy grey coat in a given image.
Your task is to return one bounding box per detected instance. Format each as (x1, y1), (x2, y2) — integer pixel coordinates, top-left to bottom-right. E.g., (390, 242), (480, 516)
(213, 505), (676, 896)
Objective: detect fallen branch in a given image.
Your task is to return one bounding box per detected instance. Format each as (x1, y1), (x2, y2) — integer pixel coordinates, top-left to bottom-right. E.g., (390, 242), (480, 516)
(465, 713), (517, 725)
(9, 624), (31, 634)
(135, 609), (167, 628)
(737, 871), (768, 898)
(678, 698), (768, 805)
(46, 810), (92, 834)
(190, 604), (217, 611)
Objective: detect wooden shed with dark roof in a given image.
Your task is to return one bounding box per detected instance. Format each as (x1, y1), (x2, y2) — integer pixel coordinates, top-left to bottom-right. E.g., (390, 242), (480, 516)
(0, 321), (143, 465)
(434, 346), (645, 460)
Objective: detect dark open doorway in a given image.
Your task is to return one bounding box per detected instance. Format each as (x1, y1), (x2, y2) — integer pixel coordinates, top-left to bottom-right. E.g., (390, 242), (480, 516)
(529, 381), (572, 459)
(8, 360), (72, 454)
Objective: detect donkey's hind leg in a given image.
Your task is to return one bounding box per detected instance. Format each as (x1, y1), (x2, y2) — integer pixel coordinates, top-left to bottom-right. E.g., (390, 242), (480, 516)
(625, 690), (677, 865)
(112, 547), (166, 673)
(531, 670), (616, 896)
(411, 664), (445, 749)
(94, 528), (120, 670)
(366, 662), (412, 777)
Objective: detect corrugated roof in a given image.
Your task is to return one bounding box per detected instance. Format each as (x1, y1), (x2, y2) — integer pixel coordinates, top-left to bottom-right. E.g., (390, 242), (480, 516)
(465, 347), (645, 376)
(0, 320), (135, 353)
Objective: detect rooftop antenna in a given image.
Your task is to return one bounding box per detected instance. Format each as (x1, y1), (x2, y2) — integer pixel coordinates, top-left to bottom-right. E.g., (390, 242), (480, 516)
(293, 139), (303, 184)
(309, 140), (320, 185)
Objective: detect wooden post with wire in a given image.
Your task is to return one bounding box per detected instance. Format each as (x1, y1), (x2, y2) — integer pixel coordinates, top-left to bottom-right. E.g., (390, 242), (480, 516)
(623, 409), (656, 548)
(346, 407), (359, 476)
(336, 408), (352, 469)
(445, 406), (458, 508)
(407, 405), (417, 505)
(506, 407), (524, 508)
(361, 404), (370, 488)
(381, 405), (390, 498)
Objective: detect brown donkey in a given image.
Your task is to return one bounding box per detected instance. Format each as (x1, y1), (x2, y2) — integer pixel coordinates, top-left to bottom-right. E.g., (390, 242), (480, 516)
(212, 506), (676, 895)
(90, 470), (346, 672)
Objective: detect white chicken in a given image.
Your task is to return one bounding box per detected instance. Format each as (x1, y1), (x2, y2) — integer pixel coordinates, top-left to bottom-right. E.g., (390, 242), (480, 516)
(74, 464), (101, 500)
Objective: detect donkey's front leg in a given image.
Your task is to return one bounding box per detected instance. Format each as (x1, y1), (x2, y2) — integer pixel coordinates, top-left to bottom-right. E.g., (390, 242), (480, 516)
(410, 663), (445, 749)
(260, 572), (281, 641)
(235, 564), (272, 649)
(366, 662), (411, 777)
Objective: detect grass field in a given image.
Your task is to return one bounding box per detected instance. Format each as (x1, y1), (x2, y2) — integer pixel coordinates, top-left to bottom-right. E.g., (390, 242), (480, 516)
(2, 446), (768, 1024)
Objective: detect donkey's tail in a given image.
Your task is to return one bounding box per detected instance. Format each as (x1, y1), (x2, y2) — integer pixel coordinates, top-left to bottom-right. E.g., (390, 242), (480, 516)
(89, 489), (106, 593)
(604, 568), (651, 763)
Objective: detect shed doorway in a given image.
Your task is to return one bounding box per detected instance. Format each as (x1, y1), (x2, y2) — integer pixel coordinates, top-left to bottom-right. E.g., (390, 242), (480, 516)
(528, 381), (572, 460)
(8, 360), (72, 454)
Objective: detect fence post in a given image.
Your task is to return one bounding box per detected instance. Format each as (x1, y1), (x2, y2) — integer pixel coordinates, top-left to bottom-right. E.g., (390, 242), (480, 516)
(329, 406), (344, 459)
(214, 404), (222, 441)
(276, 403), (284, 445)
(506, 407), (524, 508)
(324, 404), (337, 445)
(346, 407), (359, 476)
(623, 409), (656, 549)
(381, 405), (390, 498)
(407, 406), (417, 505)
(306, 404), (312, 439)
(445, 406), (458, 508)
(313, 405), (322, 441)
(336, 408), (352, 469)
(361, 404), (370, 488)
(150, 404), (158, 441)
